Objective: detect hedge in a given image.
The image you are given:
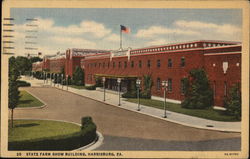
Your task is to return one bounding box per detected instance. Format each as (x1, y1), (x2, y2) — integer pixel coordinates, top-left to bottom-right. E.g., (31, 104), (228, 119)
(9, 117), (97, 151)
(17, 80), (31, 87)
(85, 85), (96, 90)
(122, 90), (151, 99)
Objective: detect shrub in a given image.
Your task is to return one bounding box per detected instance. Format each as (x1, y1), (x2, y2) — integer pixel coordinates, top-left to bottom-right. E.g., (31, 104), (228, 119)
(95, 78), (103, 87)
(181, 69), (213, 109)
(140, 90), (151, 99)
(17, 80), (31, 87)
(85, 85), (96, 90)
(72, 67), (84, 86)
(224, 84), (241, 120)
(122, 91), (137, 98)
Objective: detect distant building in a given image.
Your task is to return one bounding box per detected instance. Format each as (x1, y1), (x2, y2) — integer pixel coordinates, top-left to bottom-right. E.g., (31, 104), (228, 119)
(65, 48), (111, 76)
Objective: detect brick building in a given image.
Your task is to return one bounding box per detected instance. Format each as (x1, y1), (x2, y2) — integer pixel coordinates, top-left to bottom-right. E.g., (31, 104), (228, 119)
(32, 61), (43, 72)
(65, 48), (110, 77)
(32, 49), (110, 76)
(82, 40), (241, 107)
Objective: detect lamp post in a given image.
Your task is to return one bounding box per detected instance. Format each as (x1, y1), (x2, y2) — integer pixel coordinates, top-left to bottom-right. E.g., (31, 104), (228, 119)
(61, 74), (64, 89)
(117, 78), (122, 106)
(46, 73), (48, 84)
(43, 71), (45, 84)
(66, 75), (68, 90)
(50, 73), (52, 86)
(161, 80), (168, 118)
(57, 74), (59, 87)
(136, 79), (141, 111)
(54, 74), (56, 87)
(102, 77), (106, 101)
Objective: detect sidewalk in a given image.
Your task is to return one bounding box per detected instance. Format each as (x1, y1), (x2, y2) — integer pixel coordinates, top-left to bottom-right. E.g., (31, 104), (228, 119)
(21, 76), (241, 132)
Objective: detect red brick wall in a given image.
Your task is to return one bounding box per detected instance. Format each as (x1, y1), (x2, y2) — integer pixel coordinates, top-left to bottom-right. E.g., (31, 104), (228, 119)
(84, 50), (204, 101)
(204, 53), (241, 106)
(49, 58), (66, 73)
(83, 43), (241, 107)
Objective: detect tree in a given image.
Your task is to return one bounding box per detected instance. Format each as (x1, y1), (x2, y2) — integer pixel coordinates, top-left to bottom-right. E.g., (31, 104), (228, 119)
(181, 69), (213, 109)
(8, 57), (20, 128)
(30, 56), (42, 63)
(224, 84), (241, 120)
(72, 67), (85, 86)
(15, 56), (32, 75)
(141, 75), (153, 98)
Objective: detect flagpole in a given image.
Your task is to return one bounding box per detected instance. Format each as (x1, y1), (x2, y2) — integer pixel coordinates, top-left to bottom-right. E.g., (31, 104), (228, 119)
(120, 26), (122, 50)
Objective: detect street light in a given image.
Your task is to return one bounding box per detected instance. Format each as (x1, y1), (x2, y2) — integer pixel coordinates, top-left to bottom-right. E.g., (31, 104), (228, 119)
(162, 80), (168, 118)
(61, 74), (64, 89)
(50, 73), (52, 86)
(136, 79), (141, 111)
(57, 73), (60, 87)
(102, 77), (106, 101)
(46, 73), (48, 84)
(66, 75), (68, 90)
(117, 78), (122, 106)
(54, 74), (56, 87)
(43, 71), (45, 84)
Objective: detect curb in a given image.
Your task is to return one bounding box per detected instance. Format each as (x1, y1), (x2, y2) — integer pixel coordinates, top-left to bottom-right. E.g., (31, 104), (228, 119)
(13, 118), (104, 151)
(53, 85), (241, 133)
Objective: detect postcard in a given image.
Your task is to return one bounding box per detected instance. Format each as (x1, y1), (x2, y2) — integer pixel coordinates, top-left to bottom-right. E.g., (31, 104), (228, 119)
(1, 0), (249, 158)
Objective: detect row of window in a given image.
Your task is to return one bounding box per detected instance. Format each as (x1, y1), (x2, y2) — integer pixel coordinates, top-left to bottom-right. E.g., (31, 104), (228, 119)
(87, 57), (186, 69)
(156, 78), (186, 94)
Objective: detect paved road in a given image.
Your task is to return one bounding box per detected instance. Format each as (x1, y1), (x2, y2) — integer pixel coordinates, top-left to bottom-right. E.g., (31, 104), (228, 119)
(14, 87), (241, 150)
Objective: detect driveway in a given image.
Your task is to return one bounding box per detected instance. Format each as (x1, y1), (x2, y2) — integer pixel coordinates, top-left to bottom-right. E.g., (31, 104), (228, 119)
(13, 87), (241, 150)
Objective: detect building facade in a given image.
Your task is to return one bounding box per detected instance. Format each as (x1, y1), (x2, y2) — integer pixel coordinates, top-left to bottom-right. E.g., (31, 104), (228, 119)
(65, 48), (110, 77)
(82, 40), (241, 107)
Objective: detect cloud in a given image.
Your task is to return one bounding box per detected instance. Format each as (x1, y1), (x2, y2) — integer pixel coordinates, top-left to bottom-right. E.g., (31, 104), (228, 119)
(105, 33), (120, 42)
(51, 36), (96, 48)
(80, 21), (111, 38)
(135, 26), (200, 38)
(147, 38), (169, 46)
(174, 20), (241, 35)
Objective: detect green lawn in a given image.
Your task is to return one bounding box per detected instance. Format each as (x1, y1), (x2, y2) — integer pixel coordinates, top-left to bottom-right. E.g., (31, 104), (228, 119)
(8, 120), (83, 150)
(125, 98), (239, 121)
(8, 119), (96, 150)
(68, 85), (86, 89)
(9, 120), (80, 142)
(17, 90), (44, 108)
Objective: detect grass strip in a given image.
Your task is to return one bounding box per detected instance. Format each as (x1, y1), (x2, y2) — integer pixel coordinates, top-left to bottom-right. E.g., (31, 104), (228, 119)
(125, 98), (239, 121)
(17, 90), (44, 108)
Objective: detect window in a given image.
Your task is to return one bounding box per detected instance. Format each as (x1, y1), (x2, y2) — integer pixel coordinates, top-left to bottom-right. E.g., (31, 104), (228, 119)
(107, 62), (110, 68)
(113, 62), (115, 68)
(118, 61), (121, 68)
(131, 61), (134, 68)
(157, 59), (161, 68)
(99, 63), (101, 67)
(124, 61), (127, 68)
(181, 79), (185, 94)
(95, 63), (97, 67)
(147, 60), (151, 68)
(103, 62), (105, 68)
(168, 78), (172, 92)
(157, 78), (161, 90)
(168, 59), (172, 68)
(139, 60), (142, 68)
(181, 57), (185, 67)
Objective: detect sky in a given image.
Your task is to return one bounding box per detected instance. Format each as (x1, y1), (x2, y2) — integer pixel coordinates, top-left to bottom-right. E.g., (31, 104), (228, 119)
(10, 8), (242, 56)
